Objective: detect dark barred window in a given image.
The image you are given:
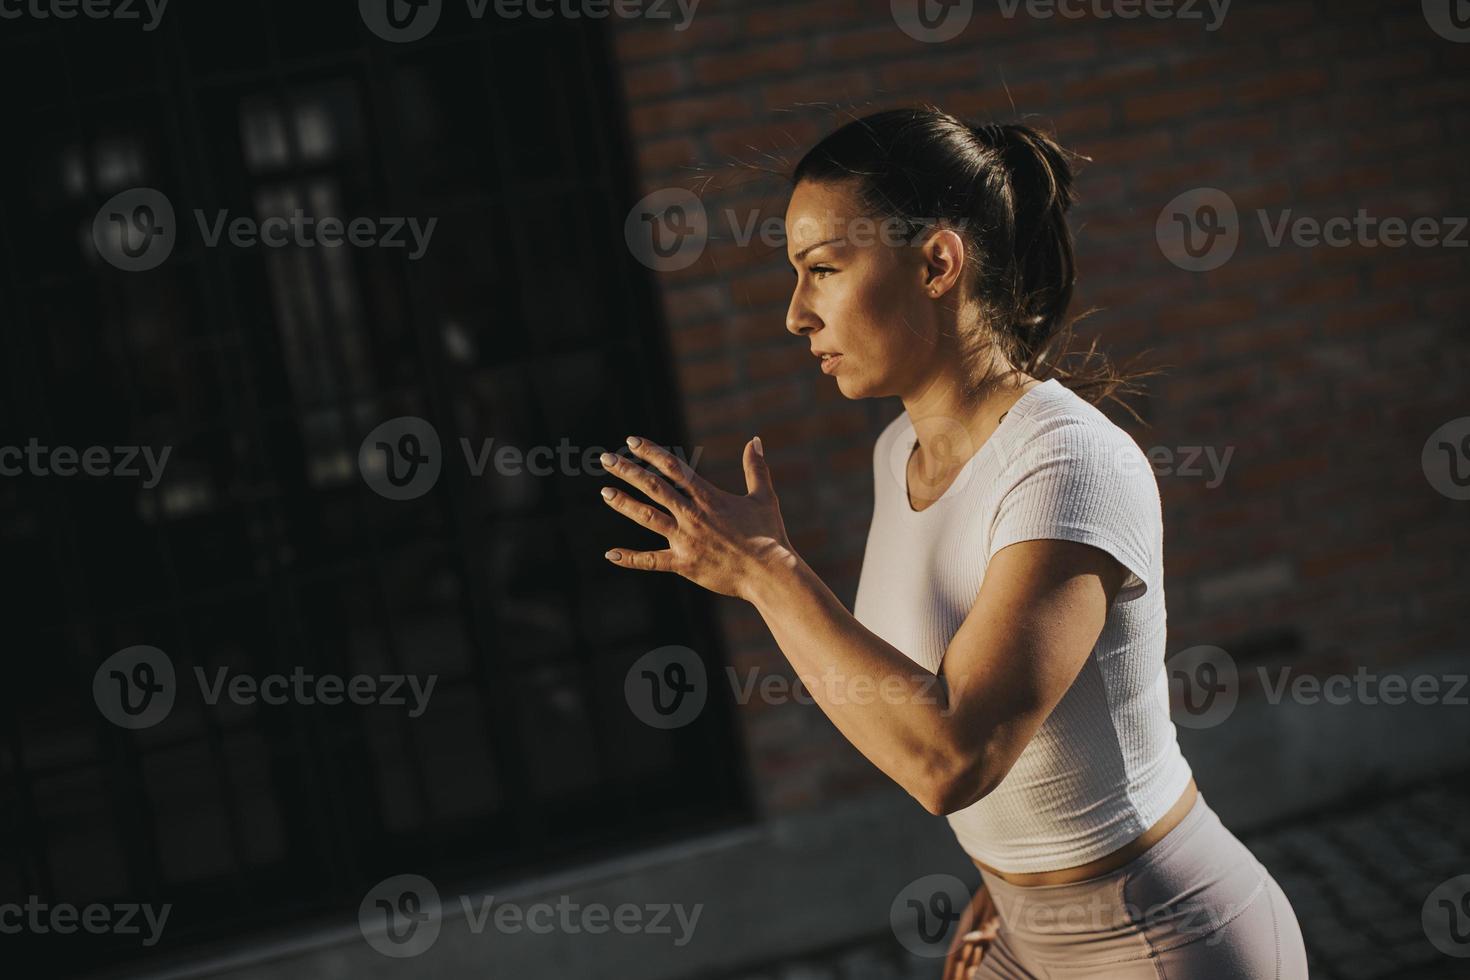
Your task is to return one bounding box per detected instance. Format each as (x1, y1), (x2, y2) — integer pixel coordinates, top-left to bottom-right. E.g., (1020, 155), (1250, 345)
(0, 5), (749, 974)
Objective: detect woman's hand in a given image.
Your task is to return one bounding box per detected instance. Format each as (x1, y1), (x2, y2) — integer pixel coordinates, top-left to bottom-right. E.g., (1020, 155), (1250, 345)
(943, 883), (1002, 980)
(598, 435), (794, 602)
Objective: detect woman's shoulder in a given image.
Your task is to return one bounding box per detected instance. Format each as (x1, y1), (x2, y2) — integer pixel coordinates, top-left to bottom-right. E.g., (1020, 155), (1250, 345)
(1001, 381), (1151, 471)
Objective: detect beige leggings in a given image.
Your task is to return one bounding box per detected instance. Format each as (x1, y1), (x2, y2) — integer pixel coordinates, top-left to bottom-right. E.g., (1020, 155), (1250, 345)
(970, 793), (1310, 978)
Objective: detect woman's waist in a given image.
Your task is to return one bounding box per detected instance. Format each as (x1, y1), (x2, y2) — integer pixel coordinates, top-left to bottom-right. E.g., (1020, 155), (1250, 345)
(955, 767), (1199, 886)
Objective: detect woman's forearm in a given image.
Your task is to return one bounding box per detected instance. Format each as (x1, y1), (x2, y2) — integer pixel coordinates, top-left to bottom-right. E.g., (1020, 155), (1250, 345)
(742, 549), (978, 813)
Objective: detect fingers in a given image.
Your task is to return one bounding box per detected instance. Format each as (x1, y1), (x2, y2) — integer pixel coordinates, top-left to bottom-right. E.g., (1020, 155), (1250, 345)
(623, 436), (710, 503)
(600, 484), (677, 539)
(941, 947), (960, 980)
(603, 547), (677, 573)
(600, 447), (692, 520)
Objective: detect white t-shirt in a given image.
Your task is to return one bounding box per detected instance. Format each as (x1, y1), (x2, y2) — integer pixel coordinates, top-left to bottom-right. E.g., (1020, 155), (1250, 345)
(852, 378), (1194, 873)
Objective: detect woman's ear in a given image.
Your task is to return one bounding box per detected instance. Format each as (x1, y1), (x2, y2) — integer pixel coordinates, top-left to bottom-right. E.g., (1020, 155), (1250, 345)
(920, 226), (966, 298)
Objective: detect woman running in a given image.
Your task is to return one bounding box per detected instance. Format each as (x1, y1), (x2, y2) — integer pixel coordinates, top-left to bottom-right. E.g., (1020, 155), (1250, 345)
(598, 106), (1310, 978)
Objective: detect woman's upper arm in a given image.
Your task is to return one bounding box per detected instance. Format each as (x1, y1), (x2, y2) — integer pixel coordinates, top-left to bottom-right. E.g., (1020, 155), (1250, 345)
(932, 538), (1130, 812)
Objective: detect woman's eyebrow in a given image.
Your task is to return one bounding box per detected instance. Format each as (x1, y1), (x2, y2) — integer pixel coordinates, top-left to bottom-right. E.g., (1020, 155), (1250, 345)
(792, 237), (845, 261)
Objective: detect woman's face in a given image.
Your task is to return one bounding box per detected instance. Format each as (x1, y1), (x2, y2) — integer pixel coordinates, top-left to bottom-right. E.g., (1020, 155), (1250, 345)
(784, 178), (962, 399)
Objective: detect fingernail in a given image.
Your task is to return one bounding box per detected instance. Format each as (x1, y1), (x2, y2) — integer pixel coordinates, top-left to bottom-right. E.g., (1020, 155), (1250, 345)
(600, 452), (617, 467)
(626, 436), (641, 449)
(753, 435), (763, 456)
(604, 550), (621, 561)
(600, 487), (615, 500)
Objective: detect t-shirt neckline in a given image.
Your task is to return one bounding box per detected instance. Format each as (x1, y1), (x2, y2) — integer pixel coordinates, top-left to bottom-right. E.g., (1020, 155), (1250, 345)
(900, 378), (1058, 516)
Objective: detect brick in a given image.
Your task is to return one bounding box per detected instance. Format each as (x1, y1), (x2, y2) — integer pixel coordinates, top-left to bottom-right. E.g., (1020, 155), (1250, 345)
(762, 71), (875, 112)
(1233, 67), (1331, 106)
(744, 343), (809, 384)
(634, 135), (700, 177)
(1181, 113), (1279, 149)
(667, 320), (724, 358)
(629, 93), (754, 138)
(745, 0), (869, 38)
(677, 357), (737, 396)
(823, 25), (927, 62)
(1078, 128), (1172, 165)
(621, 59), (684, 101)
(1122, 84), (1223, 125)
(705, 117), (825, 165)
(694, 39), (807, 87)
(942, 80), (1055, 119)
(1058, 62), (1160, 102)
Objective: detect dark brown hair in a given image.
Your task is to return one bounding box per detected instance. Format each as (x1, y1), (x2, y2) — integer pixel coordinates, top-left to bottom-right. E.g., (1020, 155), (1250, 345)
(790, 105), (1166, 422)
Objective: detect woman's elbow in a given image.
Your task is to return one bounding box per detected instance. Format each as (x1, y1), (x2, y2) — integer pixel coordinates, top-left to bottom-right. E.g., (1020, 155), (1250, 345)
(917, 759), (999, 817)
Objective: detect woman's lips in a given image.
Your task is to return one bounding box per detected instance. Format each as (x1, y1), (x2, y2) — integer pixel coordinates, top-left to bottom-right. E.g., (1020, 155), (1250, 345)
(820, 353), (843, 374)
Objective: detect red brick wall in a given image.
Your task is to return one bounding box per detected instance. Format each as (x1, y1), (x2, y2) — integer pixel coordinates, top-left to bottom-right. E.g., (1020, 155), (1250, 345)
(609, 0), (1470, 815)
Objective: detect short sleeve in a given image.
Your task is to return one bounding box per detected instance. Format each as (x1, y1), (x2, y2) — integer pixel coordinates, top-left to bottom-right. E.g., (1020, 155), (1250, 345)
(987, 416), (1159, 602)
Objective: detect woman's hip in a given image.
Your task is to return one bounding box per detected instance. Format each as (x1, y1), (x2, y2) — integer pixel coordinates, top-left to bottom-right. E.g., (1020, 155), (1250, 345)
(972, 793), (1310, 978)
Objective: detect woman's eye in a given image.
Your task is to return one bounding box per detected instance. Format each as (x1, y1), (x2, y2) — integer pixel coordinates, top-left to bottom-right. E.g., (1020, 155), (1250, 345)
(809, 265), (835, 279)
